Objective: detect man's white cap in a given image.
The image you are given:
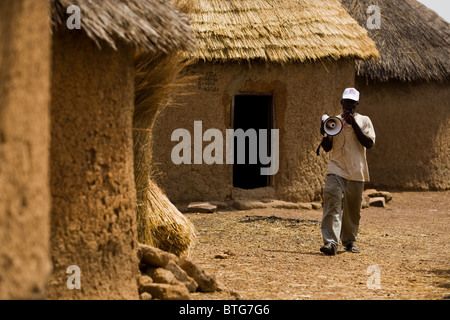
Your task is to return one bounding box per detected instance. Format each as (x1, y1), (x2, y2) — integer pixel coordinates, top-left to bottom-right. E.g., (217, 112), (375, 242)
(342, 88), (360, 102)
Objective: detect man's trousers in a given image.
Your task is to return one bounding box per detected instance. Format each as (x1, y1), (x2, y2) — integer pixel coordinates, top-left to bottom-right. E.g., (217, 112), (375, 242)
(321, 174), (364, 249)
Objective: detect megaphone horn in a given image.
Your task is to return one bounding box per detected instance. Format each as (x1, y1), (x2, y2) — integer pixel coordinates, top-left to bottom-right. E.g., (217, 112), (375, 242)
(321, 114), (343, 136)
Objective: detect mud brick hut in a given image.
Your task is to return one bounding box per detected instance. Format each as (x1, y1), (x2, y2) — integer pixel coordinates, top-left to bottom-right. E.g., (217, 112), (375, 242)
(0, 0), (52, 300)
(0, 0), (194, 300)
(340, 0), (450, 191)
(48, 0), (195, 300)
(151, 0), (379, 204)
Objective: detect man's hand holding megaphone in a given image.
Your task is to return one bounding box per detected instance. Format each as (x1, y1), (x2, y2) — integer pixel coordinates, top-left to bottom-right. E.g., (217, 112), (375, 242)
(343, 110), (354, 126)
(317, 94), (374, 156)
(318, 117), (334, 155)
(341, 101), (374, 149)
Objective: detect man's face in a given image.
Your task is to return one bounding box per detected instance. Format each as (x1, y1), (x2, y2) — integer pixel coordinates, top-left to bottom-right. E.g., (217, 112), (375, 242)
(341, 99), (358, 114)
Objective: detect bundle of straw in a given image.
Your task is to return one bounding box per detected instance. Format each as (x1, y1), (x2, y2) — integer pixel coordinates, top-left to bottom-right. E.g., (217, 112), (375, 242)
(137, 180), (196, 255)
(134, 51), (196, 256)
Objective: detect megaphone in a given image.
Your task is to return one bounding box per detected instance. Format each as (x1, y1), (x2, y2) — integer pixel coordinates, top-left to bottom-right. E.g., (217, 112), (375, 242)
(321, 114), (343, 136)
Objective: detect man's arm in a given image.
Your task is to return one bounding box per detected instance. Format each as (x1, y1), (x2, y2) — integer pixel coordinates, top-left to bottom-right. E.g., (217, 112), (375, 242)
(344, 113), (374, 149)
(352, 122), (374, 149)
(320, 121), (333, 152)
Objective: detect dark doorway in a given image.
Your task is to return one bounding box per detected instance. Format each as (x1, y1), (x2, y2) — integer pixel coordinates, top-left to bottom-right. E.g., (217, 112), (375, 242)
(233, 94), (273, 189)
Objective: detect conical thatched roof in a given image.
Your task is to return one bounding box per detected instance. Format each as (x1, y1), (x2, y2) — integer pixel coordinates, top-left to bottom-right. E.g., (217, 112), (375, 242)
(340, 0), (450, 82)
(186, 0), (379, 63)
(51, 0), (196, 54)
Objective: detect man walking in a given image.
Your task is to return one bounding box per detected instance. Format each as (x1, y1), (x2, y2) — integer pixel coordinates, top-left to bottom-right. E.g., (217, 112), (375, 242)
(319, 88), (375, 255)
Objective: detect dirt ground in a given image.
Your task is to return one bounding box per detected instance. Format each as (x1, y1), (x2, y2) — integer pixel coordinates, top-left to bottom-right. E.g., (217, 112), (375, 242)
(185, 191), (449, 300)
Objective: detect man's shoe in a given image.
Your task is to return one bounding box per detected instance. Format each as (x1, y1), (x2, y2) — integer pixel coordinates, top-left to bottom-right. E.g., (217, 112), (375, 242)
(344, 243), (360, 253)
(320, 243), (337, 256)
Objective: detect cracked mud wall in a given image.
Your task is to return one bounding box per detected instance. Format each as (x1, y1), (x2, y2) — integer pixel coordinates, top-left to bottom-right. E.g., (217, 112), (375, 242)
(357, 78), (450, 190)
(47, 29), (139, 299)
(0, 0), (52, 299)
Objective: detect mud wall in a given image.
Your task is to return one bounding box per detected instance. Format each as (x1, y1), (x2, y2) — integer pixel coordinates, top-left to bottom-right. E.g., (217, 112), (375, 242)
(152, 60), (355, 203)
(357, 78), (450, 190)
(0, 0), (51, 300)
(48, 29), (139, 299)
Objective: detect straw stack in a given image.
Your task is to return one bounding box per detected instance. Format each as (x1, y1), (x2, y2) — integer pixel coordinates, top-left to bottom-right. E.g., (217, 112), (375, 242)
(133, 51), (197, 256)
(136, 179), (197, 255)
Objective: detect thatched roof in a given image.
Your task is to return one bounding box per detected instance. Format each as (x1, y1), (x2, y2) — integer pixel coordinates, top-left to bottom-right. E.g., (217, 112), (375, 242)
(340, 0), (450, 82)
(186, 0), (379, 63)
(51, 0), (196, 54)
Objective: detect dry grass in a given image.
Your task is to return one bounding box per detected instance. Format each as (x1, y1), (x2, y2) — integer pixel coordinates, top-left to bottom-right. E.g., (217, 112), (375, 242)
(133, 51), (197, 256)
(341, 0), (450, 82)
(186, 0), (379, 63)
(136, 180), (196, 255)
(51, 0), (196, 54)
